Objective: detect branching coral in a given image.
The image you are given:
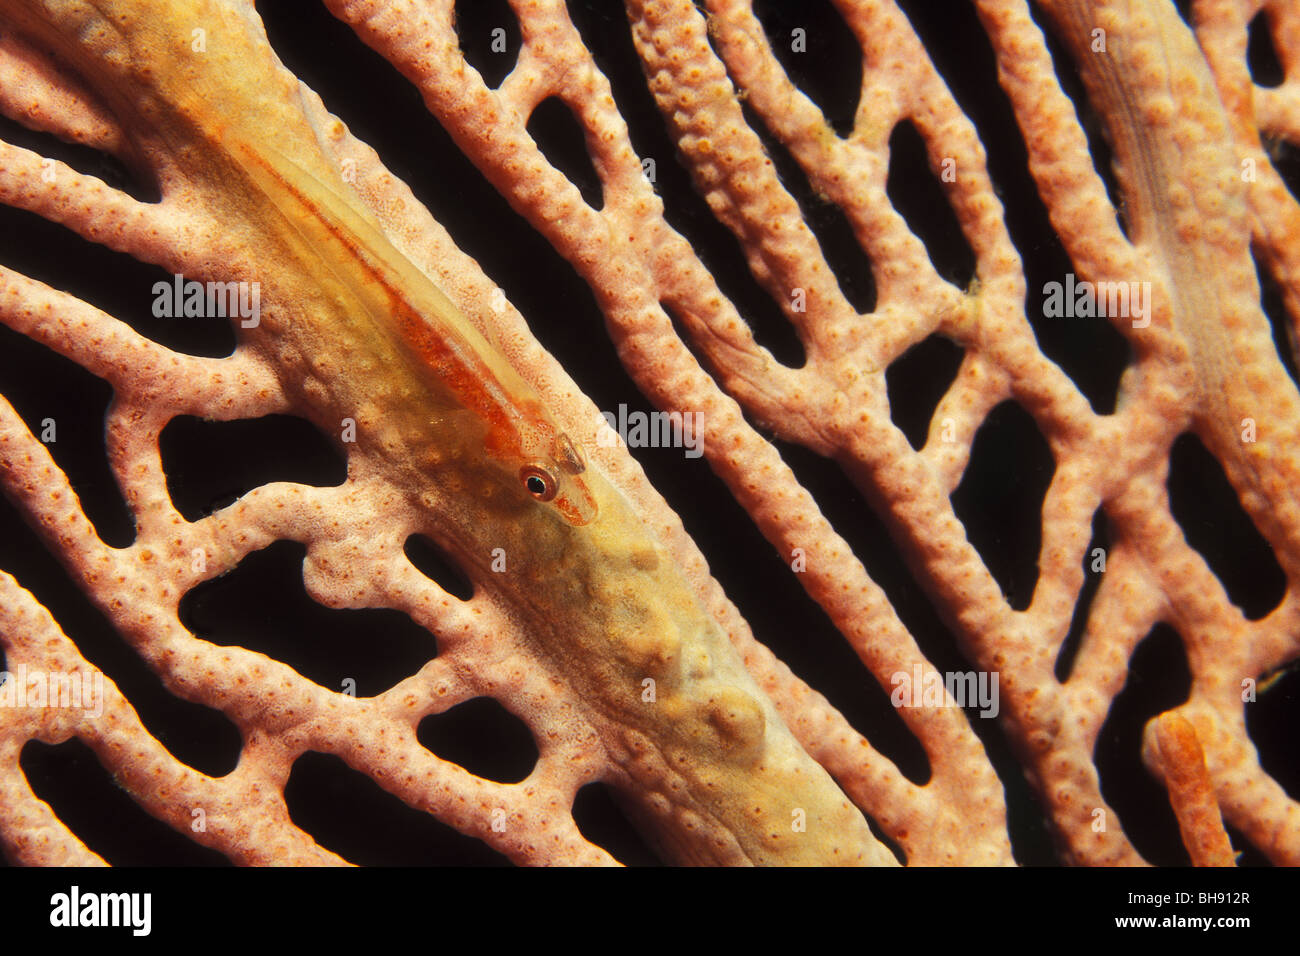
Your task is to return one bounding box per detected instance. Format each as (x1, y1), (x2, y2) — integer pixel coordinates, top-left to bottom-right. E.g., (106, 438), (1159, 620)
(0, 0), (1296, 865)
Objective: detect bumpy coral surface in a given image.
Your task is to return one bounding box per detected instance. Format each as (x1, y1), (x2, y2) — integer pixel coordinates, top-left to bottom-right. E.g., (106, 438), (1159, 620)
(0, 0), (1296, 865)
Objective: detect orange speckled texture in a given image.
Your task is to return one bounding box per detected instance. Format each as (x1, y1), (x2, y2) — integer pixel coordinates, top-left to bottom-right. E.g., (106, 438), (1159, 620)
(0, 0), (1297, 866)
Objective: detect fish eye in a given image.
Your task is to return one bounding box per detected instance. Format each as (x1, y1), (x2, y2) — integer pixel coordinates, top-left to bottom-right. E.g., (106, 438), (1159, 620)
(520, 465), (557, 501)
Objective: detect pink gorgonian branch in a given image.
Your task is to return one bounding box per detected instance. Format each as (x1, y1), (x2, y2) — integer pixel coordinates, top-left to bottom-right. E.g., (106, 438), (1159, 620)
(0, 0), (1296, 866)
